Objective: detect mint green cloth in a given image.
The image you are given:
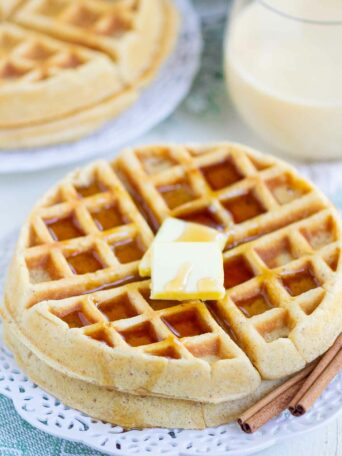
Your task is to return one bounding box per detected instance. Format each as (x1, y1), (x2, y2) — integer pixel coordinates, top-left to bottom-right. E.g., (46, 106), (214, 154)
(0, 395), (101, 455)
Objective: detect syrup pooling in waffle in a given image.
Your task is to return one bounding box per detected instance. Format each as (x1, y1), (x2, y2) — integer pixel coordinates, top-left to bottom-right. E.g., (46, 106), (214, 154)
(114, 144), (325, 241)
(49, 280), (242, 364)
(3, 144), (342, 403)
(114, 144), (342, 362)
(24, 161), (154, 302)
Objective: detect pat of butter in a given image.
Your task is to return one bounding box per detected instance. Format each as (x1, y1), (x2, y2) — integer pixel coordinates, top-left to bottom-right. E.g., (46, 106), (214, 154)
(151, 242), (225, 301)
(139, 218), (227, 277)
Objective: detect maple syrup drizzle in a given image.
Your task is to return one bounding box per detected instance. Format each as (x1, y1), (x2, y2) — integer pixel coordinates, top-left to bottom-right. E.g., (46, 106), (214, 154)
(235, 290), (274, 318)
(222, 191), (266, 224)
(113, 238), (145, 264)
(282, 267), (320, 297)
(45, 215), (84, 241)
(56, 306), (94, 328)
(75, 180), (107, 198)
(226, 204), (323, 251)
(98, 294), (137, 322)
(197, 277), (218, 292)
(165, 262), (192, 292)
(91, 204), (127, 231)
(200, 158), (243, 190)
(87, 328), (114, 347)
(83, 274), (140, 295)
(162, 311), (209, 338)
(67, 250), (104, 275)
(120, 322), (160, 347)
(140, 288), (179, 311)
(179, 208), (224, 231)
(157, 181), (196, 209)
(176, 224), (218, 243)
(223, 256), (254, 289)
(114, 166), (160, 232)
(206, 301), (238, 343)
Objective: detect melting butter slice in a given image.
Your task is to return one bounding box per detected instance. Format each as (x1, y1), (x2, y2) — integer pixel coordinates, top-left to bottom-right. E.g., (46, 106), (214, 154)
(139, 218), (227, 277)
(151, 242), (225, 301)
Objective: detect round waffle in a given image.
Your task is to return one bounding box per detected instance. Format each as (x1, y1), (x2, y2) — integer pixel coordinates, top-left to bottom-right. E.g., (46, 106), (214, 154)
(3, 143), (342, 404)
(3, 319), (282, 430)
(0, 0), (179, 147)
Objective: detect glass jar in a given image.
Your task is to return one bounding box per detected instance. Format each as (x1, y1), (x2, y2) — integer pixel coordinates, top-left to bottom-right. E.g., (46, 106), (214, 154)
(225, 0), (342, 160)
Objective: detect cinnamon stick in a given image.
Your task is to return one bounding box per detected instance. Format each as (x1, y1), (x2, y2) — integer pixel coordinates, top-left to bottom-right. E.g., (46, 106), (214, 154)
(237, 363), (316, 433)
(237, 334), (342, 433)
(289, 334), (342, 416)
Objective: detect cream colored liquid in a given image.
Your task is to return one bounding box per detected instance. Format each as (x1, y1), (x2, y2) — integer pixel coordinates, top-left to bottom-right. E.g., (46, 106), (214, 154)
(226, 0), (342, 160)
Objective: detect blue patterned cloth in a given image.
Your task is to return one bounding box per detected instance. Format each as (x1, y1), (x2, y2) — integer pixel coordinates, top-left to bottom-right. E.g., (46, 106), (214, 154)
(0, 395), (101, 455)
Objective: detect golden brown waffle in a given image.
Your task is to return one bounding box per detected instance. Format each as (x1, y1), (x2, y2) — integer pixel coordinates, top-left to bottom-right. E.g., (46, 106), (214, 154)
(116, 144), (342, 375)
(0, 23), (125, 128)
(0, 86), (137, 148)
(14, 0), (173, 86)
(0, 0), (23, 19)
(3, 320), (283, 429)
(0, 0), (179, 147)
(3, 143), (342, 405)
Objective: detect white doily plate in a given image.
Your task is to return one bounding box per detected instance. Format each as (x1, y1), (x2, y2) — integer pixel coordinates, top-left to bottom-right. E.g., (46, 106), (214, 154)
(0, 231), (341, 456)
(0, 0), (201, 175)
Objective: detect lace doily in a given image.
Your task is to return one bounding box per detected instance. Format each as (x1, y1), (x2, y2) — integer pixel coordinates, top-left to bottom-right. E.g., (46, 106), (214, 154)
(0, 0), (201, 174)
(0, 231), (341, 456)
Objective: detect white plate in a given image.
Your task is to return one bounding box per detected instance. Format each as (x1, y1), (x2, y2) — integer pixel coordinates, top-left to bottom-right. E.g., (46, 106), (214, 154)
(0, 230), (341, 456)
(0, 0), (202, 174)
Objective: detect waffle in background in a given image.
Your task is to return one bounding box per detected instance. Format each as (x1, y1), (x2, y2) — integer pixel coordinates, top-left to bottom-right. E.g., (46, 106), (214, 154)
(2, 143), (342, 416)
(0, 0), (24, 20)
(0, 0), (179, 148)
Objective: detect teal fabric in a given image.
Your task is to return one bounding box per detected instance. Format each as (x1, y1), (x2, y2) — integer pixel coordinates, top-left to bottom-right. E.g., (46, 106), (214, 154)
(0, 395), (101, 455)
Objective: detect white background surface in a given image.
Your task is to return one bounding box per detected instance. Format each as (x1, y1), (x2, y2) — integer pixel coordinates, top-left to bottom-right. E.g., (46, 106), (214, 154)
(0, 2), (341, 454)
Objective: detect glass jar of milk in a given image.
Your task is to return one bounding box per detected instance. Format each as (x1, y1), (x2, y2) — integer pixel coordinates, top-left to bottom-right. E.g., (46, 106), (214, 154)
(225, 0), (342, 160)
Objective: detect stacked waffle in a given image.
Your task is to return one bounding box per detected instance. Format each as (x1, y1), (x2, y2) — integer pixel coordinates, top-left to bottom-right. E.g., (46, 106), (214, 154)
(2, 143), (342, 429)
(0, 0), (179, 148)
